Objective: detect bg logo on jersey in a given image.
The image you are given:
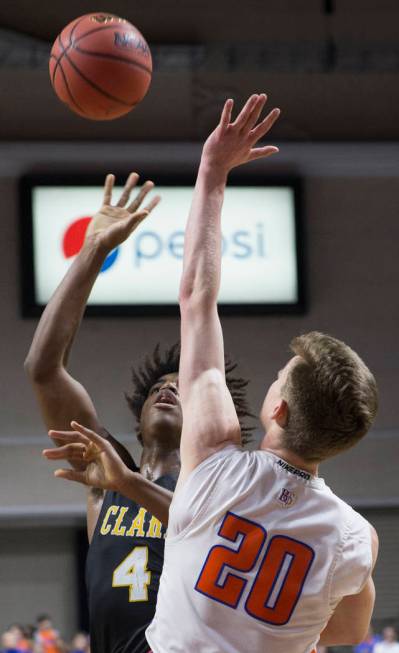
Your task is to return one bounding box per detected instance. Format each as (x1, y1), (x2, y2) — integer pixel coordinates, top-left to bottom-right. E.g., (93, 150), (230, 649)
(62, 217), (119, 272)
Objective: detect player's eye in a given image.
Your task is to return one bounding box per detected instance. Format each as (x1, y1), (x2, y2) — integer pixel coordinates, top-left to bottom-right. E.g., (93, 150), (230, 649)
(151, 384), (161, 394)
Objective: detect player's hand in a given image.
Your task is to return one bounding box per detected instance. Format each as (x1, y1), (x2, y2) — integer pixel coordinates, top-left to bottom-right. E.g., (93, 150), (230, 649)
(43, 421), (132, 492)
(85, 172), (161, 252)
(201, 94), (280, 173)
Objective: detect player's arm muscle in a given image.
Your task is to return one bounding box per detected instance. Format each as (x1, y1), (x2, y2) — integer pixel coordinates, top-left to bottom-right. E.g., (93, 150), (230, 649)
(178, 163), (241, 479)
(24, 240), (109, 536)
(24, 241), (106, 440)
(319, 525), (379, 646)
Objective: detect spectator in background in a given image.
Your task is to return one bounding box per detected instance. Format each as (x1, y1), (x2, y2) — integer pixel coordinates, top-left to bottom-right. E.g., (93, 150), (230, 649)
(1, 625), (33, 653)
(355, 625), (382, 653)
(1, 629), (20, 653)
(374, 627), (399, 653)
(69, 633), (89, 653)
(34, 616), (64, 653)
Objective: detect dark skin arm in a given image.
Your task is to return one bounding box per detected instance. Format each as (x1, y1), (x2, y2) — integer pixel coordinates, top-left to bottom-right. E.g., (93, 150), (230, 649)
(24, 173), (159, 541)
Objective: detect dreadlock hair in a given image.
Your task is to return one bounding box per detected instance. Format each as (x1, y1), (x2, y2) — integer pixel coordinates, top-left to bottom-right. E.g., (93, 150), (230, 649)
(125, 343), (255, 445)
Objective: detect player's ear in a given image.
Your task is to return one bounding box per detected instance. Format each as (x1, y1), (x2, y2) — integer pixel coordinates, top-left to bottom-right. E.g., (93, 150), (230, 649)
(271, 399), (288, 428)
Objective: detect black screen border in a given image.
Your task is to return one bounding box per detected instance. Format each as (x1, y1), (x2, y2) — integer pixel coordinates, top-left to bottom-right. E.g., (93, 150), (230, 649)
(19, 172), (306, 318)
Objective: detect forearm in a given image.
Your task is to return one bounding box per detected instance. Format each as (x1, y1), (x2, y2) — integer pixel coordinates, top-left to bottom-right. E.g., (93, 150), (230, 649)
(25, 237), (107, 379)
(119, 471), (173, 526)
(179, 160), (227, 305)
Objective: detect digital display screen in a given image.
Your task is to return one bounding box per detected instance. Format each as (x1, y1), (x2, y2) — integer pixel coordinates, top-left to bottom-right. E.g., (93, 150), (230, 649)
(20, 176), (304, 316)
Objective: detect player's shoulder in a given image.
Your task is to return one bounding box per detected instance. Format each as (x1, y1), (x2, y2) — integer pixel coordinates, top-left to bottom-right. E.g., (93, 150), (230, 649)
(332, 491), (374, 539)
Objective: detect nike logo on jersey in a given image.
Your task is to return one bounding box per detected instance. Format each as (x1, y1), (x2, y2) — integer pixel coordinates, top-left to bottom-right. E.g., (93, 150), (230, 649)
(277, 459), (311, 481)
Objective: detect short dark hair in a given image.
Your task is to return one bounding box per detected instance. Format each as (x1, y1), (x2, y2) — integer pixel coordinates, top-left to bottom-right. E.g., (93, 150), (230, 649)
(36, 614), (51, 624)
(125, 343), (254, 444)
(281, 332), (378, 462)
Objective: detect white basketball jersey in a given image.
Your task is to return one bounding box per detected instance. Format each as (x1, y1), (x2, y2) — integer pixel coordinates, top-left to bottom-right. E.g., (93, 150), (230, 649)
(146, 446), (372, 653)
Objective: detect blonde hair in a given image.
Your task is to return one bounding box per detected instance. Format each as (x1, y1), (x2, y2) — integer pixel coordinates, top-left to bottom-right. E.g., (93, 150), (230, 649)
(281, 332), (378, 462)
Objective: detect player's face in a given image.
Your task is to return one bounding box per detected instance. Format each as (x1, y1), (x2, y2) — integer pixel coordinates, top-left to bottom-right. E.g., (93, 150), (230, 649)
(383, 628), (397, 643)
(140, 372), (182, 448)
(260, 357), (299, 431)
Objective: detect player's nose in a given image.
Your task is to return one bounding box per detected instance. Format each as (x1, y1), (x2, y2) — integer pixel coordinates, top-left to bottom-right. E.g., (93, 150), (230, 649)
(161, 381), (179, 396)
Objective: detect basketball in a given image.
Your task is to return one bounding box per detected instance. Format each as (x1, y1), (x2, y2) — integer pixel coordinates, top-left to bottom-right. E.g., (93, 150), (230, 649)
(49, 13), (152, 120)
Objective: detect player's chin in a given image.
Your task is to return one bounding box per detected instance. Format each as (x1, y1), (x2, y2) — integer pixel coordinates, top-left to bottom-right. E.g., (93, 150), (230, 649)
(150, 403), (182, 424)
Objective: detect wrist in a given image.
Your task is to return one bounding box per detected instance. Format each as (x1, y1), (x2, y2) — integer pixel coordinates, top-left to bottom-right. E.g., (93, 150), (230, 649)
(81, 234), (110, 260)
(117, 469), (139, 496)
(198, 156), (229, 185)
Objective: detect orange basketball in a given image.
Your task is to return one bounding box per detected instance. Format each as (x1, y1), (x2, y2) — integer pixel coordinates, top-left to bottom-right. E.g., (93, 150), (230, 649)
(49, 13), (152, 120)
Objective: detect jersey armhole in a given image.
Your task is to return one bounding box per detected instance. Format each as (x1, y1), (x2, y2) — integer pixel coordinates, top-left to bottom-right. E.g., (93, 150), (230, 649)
(167, 445), (240, 542)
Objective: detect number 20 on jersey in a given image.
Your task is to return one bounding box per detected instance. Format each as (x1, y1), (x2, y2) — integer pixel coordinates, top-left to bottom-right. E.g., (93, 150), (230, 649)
(195, 512), (315, 625)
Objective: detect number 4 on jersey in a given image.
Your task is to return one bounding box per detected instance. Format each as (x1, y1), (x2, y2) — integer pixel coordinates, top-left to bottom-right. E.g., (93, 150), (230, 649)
(113, 546), (151, 602)
(195, 512), (314, 625)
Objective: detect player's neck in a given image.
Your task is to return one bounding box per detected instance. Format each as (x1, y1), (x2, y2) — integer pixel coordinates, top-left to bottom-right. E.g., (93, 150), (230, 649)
(139, 444), (180, 482)
(259, 429), (319, 476)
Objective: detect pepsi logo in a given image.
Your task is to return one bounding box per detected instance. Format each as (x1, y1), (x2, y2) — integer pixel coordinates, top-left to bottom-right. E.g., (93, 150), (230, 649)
(61, 217), (119, 272)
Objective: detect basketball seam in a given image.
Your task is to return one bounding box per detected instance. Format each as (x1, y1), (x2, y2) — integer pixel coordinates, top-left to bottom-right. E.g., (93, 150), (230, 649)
(59, 41), (134, 107)
(51, 16), (87, 86)
(52, 21), (151, 73)
(72, 45), (152, 75)
(55, 58), (89, 117)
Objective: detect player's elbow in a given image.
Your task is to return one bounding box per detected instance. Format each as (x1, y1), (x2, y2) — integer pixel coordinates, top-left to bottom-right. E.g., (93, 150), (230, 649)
(179, 286), (217, 314)
(348, 625), (371, 646)
(24, 352), (58, 384)
(320, 623), (370, 647)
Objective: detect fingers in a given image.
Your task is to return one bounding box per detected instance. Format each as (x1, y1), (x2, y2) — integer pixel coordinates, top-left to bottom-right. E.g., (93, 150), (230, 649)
(43, 443), (87, 460)
(54, 468), (87, 485)
(70, 421), (106, 448)
(103, 174), (115, 206)
(143, 194), (161, 214)
(249, 107), (281, 143)
(48, 429), (90, 446)
(123, 209), (150, 236)
(241, 94), (267, 132)
(219, 99), (234, 129)
(249, 145), (279, 161)
(231, 94), (259, 130)
(124, 194), (161, 235)
(127, 180), (155, 213)
(115, 172), (139, 208)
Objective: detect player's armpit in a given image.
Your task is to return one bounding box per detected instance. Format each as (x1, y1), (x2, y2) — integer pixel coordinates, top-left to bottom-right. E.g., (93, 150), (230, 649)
(87, 487), (105, 543)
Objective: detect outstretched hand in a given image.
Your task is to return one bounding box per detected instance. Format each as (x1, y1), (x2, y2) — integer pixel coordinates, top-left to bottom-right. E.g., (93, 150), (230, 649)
(85, 172), (161, 252)
(43, 421), (132, 492)
(202, 94), (280, 173)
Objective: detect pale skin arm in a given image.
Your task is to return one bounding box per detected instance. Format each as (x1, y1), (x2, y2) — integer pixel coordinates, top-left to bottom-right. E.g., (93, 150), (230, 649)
(318, 525), (379, 647)
(178, 94), (280, 484)
(43, 422), (173, 526)
(24, 173), (159, 540)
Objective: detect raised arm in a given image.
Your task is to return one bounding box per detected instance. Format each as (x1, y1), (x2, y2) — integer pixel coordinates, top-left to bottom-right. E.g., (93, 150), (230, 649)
(24, 173), (159, 538)
(178, 94), (280, 480)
